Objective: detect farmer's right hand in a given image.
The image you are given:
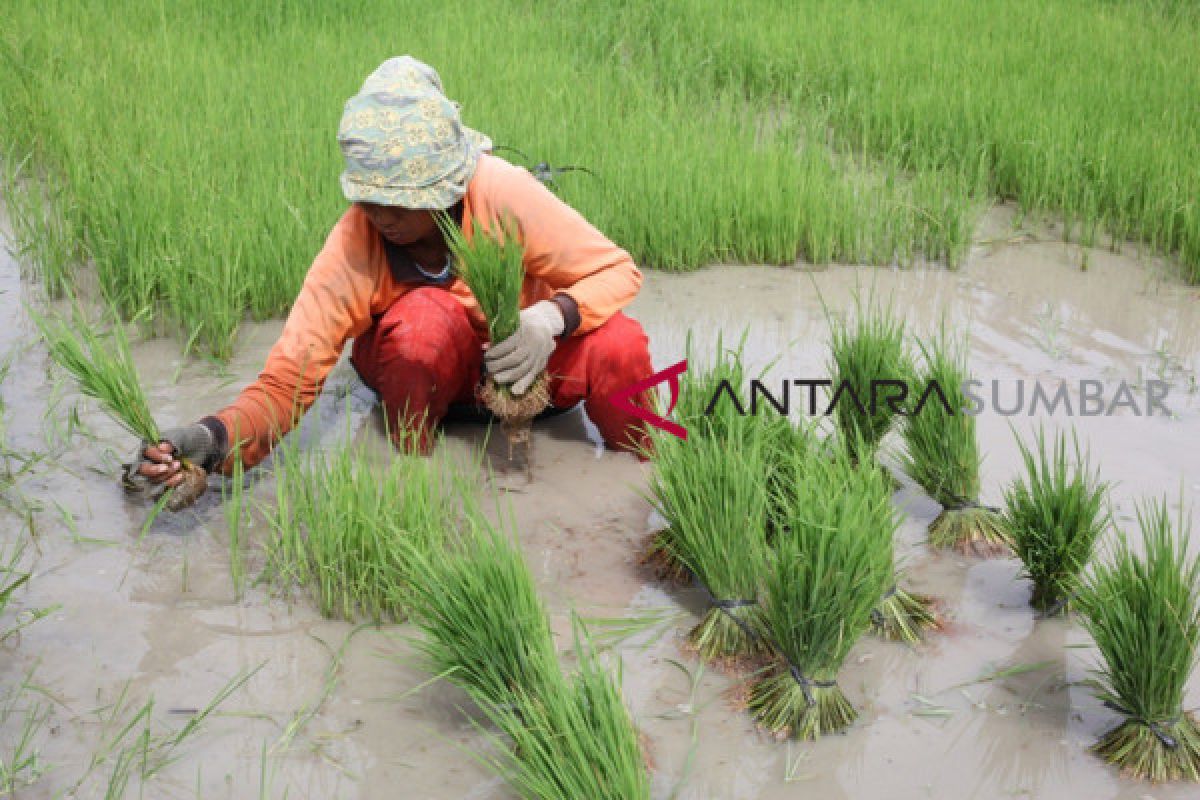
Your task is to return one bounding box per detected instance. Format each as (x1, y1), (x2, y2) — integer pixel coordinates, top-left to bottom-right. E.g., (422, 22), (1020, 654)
(124, 423), (220, 489)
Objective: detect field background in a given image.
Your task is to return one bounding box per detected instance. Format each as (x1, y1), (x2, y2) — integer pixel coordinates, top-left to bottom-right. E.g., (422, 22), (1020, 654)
(2, 0), (1198, 358)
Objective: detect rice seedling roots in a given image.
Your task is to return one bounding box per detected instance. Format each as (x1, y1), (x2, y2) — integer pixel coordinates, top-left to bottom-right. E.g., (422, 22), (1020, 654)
(164, 462), (208, 512)
(748, 666), (856, 740)
(871, 585), (943, 643)
(478, 373), (550, 460)
(929, 505), (1012, 558)
(685, 604), (771, 671)
(1092, 712), (1200, 783)
(637, 531), (692, 587)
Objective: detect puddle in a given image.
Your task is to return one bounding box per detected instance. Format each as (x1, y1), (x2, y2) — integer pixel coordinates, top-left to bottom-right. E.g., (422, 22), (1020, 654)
(2, 205), (1199, 798)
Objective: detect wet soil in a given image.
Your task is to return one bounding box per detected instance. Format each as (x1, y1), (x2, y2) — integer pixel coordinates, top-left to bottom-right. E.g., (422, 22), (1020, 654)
(2, 205), (1199, 798)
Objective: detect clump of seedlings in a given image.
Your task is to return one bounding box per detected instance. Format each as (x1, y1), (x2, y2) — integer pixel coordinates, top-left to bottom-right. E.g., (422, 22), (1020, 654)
(441, 214), (548, 460)
(264, 438), (454, 622)
(825, 296), (911, 466)
(1076, 497), (1200, 782)
(1004, 427), (1110, 615)
(402, 514), (561, 705)
(646, 422), (771, 667)
(31, 306), (205, 510)
(476, 620), (650, 800)
(749, 444), (895, 739)
(902, 330), (1011, 556)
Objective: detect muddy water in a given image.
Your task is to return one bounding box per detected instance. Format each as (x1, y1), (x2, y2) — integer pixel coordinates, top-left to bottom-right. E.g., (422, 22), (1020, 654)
(2, 205), (1199, 799)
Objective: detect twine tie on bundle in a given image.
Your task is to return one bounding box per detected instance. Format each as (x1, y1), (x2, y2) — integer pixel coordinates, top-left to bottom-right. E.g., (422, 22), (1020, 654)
(787, 664), (837, 708)
(1103, 701), (1181, 749)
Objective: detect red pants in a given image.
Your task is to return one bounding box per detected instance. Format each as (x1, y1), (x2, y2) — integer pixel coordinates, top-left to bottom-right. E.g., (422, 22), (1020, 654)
(350, 288), (656, 457)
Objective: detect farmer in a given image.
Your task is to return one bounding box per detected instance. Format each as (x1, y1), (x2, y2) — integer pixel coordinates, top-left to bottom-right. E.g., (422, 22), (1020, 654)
(129, 56), (657, 496)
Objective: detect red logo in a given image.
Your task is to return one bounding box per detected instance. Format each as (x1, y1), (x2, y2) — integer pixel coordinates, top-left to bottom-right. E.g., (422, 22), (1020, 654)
(606, 359), (688, 440)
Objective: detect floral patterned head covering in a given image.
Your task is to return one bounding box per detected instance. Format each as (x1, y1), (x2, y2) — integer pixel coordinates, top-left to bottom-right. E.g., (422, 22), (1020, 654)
(337, 56), (492, 209)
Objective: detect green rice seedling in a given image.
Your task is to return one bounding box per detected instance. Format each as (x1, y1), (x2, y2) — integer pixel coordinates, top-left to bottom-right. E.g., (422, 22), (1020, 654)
(749, 444), (894, 739)
(902, 330), (1010, 556)
(263, 438), (452, 622)
(1076, 496), (1200, 782)
(646, 422), (771, 667)
(473, 619), (650, 800)
(1004, 427), (1110, 615)
(871, 580), (943, 645)
(825, 295), (911, 467)
(440, 213), (547, 458)
(29, 305), (206, 511)
(401, 513), (561, 705)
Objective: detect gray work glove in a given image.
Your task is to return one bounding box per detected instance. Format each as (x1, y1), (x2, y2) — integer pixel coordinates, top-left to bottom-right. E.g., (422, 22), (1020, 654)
(484, 300), (564, 395)
(122, 422), (223, 493)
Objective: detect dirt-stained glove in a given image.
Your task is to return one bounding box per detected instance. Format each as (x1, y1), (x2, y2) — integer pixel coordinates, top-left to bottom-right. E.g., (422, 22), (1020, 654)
(484, 300), (565, 395)
(122, 422), (225, 510)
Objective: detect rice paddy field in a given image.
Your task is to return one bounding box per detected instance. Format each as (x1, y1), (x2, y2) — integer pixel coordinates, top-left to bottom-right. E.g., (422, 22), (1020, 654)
(2, 1), (1200, 798)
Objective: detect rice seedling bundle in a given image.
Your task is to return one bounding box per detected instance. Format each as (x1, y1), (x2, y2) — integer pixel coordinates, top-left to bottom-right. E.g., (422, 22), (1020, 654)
(749, 444), (894, 739)
(1004, 427), (1110, 615)
(640, 335), (755, 585)
(825, 297), (911, 466)
(441, 214), (548, 458)
(30, 306), (206, 511)
(902, 331), (1010, 556)
(646, 424), (771, 666)
(1076, 497), (1200, 782)
(264, 442), (452, 622)
(474, 621), (650, 800)
(402, 516), (561, 705)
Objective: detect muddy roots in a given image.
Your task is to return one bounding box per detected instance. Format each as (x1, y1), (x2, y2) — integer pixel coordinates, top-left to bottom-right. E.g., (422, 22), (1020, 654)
(748, 668), (856, 740)
(1092, 713), (1200, 783)
(929, 506), (1012, 557)
(871, 585), (942, 643)
(478, 373), (551, 458)
(638, 530), (692, 587)
(685, 605), (770, 669)
(164, 461), (207, 512)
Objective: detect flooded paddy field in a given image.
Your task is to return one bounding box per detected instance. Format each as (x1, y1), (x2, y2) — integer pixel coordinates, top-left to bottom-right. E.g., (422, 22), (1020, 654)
(2, 205), (1199, 799)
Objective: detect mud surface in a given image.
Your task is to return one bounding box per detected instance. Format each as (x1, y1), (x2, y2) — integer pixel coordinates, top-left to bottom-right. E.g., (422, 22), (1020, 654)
(2, 205), (1199, 799)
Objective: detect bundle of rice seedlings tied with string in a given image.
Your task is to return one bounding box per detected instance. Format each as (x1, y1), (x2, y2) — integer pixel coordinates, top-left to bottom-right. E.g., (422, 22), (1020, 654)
(645, 420), (771, 668)
(401, 513), (561, 704)
(1004, 427), (1110, 615)
(1076, 496), (1200, 782)
(640, 333), (754, 586)
(902, 329), (1011, 556)
(31, 305), (206, 511)
(474, 619), (650, 800)
(441, 213), (547, 459)
(825, 294), (911, 468)
(749, 444), (894, 739)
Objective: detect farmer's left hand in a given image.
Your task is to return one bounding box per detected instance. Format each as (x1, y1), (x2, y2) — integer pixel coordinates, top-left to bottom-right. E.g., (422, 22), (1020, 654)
(484, 300), (564, 395)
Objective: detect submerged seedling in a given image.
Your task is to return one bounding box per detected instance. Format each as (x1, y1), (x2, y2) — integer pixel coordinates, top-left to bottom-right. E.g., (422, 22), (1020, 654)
(1076, 496), (1200, 782)
(1004, 427), (1110, 614)
(902, 328), (1010, 556)
(749, 445), (894, 739)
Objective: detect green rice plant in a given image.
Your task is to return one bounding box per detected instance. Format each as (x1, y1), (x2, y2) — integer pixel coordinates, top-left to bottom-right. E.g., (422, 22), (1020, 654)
(902, 330), (1010, 556)
(825, 295), (912, 466)
(1004, 427), (1110, 615)
(263, 438), (453, 622)
(440, 213), (547, 456)
(29, 304), (207, 511)
(473, 620), (650, 800)
(646, 422), (771, 666)
(401, 513), (561, 705)
(749, 444), (894, 739)
(1075, 497), (1200, 782)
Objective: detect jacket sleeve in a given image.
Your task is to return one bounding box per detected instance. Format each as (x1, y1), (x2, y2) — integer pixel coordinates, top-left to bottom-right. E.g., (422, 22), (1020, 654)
(488, 166), (642, 335)
(211, 209), (380, 472)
